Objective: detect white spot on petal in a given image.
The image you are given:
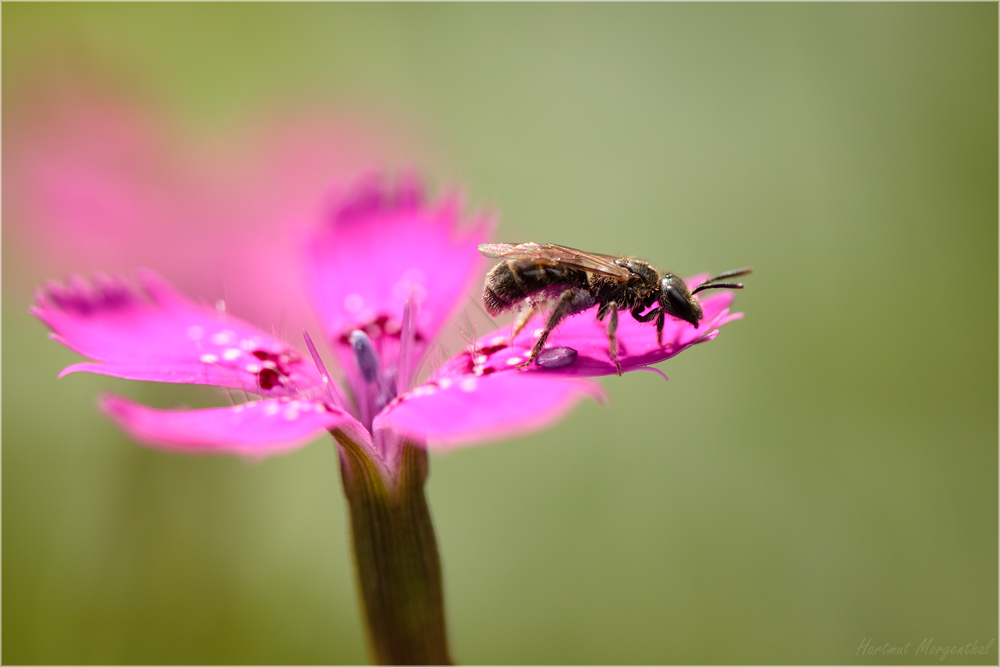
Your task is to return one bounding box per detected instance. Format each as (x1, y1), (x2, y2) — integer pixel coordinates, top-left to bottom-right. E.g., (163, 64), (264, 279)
(199, 354), (218, 364)
(343, 293), (364, 313)
(438, 378), (453, 390)
(460, 377), (478, 392)
(245, 363), (261, 373)
(412, 384), (439, 398)
(473, 354), (487, 365)
(491, 336), (505, 346)
(532, 328), (545, 338)
(507, 356), (522, 366)
(264, 403), (281, 416)
(211, 330), (234, 345)
(283, 406), (300, 421)
(186, 325), (205, 340)
(222, 348), (242, 361)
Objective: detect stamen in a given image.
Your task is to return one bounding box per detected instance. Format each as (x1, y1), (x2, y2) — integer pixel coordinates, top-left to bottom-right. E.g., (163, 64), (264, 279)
(376, 368), (399, 412)
(397, 298), (416, 395)
(302, 330), (347, 410)
(349, 330), (381, 384)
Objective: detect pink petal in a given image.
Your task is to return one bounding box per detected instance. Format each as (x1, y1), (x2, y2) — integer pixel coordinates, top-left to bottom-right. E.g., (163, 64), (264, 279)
(375, 373), (606, 450)
(436, 291), (743, 378)
(5, 78), (419, 337)
(100, 394), (368, 459)
(31, 271), (324, 397)
(303, 174), (494, 379)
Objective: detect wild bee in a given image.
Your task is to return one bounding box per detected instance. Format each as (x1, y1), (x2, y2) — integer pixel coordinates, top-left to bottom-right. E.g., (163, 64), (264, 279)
(479, 242), (751, 375)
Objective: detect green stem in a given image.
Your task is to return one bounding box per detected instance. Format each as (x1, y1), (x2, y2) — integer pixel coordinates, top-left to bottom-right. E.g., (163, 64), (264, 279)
(333, 431), (452, 665)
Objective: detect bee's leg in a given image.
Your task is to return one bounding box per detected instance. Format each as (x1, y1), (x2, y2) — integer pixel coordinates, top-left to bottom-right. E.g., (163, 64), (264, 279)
(631, 305), (658, 323)
(510, 302), (539, 341)
(521, 290), (578, 369)
(606, 303), (622, 376)
(630, 306), (662, 347)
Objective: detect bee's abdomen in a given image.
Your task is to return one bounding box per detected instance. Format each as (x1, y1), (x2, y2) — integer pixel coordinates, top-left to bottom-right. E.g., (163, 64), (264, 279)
(482, 263), (521, 315)
(483, 262), (588, 316)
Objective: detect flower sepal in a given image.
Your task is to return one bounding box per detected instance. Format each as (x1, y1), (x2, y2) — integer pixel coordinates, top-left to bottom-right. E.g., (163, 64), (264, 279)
(332, 430), (452, 665)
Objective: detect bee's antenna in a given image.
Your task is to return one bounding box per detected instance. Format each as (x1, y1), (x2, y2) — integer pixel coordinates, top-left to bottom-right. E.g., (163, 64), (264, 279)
(692, 267), (753, 294)
(707, 267), (753, 283)
(692, 281), (745, 294)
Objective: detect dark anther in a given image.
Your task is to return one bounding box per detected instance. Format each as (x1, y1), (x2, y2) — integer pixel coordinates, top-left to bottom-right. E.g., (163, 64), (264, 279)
(349, 330), (380, 384)
(537, 346), (578, 369)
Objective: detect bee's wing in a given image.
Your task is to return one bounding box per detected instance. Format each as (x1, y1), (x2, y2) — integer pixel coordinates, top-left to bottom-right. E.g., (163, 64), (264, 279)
(478, 242), (633, 281)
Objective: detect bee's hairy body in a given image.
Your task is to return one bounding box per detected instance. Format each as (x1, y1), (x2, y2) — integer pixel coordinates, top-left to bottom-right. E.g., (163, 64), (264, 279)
(483, 259), (659, 318)
(482, 257), (669, 375)
(479, 242), (750, 375)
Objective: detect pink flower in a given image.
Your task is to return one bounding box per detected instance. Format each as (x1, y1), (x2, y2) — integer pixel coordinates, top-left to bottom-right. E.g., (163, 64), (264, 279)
(31, 177), (744, 468)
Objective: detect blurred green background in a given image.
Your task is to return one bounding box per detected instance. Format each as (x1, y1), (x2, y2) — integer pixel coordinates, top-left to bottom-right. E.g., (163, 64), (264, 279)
(3, 4), (996, 664)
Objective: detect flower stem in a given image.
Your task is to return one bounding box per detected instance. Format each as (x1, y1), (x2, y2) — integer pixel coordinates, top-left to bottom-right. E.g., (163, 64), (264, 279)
(333, 432), (452, 665)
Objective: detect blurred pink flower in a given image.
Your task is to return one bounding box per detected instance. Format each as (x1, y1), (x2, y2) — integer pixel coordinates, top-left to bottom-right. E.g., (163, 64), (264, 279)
(32, 178), (627, 470)
(5, 78), (425, 337)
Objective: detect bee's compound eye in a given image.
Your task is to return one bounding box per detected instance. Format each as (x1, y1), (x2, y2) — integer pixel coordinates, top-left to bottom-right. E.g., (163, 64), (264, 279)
(666, 286), (688, 311)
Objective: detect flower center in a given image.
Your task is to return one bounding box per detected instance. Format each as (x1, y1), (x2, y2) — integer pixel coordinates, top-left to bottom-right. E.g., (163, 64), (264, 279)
(335, 299), (420, 439)
(337, 314), (425, 346)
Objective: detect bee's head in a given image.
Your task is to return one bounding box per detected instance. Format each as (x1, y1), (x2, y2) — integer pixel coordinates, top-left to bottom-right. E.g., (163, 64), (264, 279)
(661, 266), (753, 328)
(658, 274), (703, 328)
